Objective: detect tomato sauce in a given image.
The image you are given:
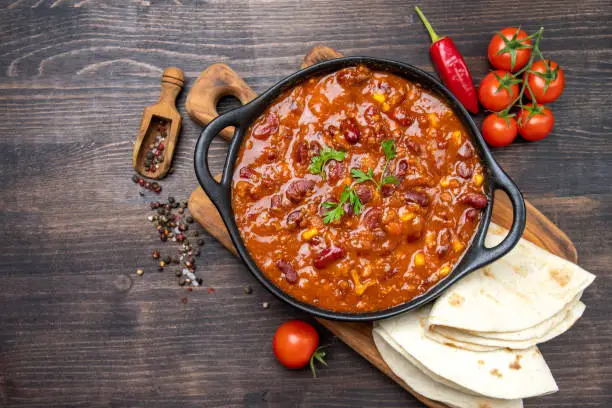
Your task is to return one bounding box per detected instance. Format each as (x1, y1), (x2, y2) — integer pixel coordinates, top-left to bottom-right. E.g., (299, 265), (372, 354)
(231, 65), (487, 313)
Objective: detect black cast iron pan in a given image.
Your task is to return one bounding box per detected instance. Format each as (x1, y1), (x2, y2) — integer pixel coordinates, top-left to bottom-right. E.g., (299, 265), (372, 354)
(194, 57), (526, 321)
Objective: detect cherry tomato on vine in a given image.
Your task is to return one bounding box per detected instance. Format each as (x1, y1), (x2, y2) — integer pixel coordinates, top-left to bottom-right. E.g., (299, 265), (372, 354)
(478, 70), (522, 112)
(525, 60), (565, 104)
(518, 105), (554, 141)
(488, 27), (532, 72)
(482, 113), (518, 147)
(273, 320), (328, 377)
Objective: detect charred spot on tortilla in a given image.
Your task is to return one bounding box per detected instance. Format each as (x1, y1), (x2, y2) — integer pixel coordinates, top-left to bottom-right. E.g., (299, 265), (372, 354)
(490, 368), (503, 378)
(484, 292), (501, 304)
(448, 292), (465, 306)
(419, 317), (427, 328)
(512, 265), (528, 276)
(482, 267), (495, 278)
(479, 404), (493, 408)
(443, 342), (459, 348)
(550, 268), (571, 286)
(509, 355), (522, 370)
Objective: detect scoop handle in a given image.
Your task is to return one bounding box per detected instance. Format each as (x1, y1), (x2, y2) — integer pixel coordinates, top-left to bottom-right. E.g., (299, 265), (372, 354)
(159, 67), (184, 105)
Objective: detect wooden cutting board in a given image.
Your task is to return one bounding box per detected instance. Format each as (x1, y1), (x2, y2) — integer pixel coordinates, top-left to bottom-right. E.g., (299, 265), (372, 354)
(186, 46), (578, 407)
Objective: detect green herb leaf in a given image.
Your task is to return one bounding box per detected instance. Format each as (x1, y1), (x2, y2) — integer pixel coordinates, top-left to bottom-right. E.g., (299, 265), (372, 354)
(351, 168), (374, 184)
(321, 186), (363, 224)
(382, 139), (397, 161)
(308, 147), (346, 176)
(322, 204), (344, 224)
(382, 175), (400, 186)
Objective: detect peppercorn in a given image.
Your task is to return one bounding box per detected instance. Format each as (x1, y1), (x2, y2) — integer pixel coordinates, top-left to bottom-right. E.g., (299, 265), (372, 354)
(139, 191), (145, 197)
(167, 196), (175, 204)
(197, 238), (204, 246)
(163, 255), (171, 264)
(244, 285), (253, 294)
(192, 230), (199, 237)
(186, 216), (194, 224)
(132, 175), (139, 183)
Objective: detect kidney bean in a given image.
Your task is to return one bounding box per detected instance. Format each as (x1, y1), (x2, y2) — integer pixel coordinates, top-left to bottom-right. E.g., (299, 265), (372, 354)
(355, 185), (373, 204)
(239, 166), (255, 179)
(252, 113), (279, 140)
(342, 201), (354, 216)
(314, 247), (346, 269)
(404, 190), (429, 207)
(286, 179), (315, 203)
(388, 105), (414, 126)
(294, 141), (309, 164)
(462, 192), (488, 209)
(364, 105), (379, 125)
(286, 209), (304, 228)
(270, 194), (282, 210)
(381, 184), (395, 197)
(336, 66), (372, 86)
(396, 159), (409, 177)
(340, 118), (361, 144)
(276, 260), (298, 284)
(456, 162), (473, 178)
(436, 228), (451, 258)
(457, 142), (473, 158)
(309, 141), (321, 157)
(327, 160), (345, 182)
(362, 207), (382, 229)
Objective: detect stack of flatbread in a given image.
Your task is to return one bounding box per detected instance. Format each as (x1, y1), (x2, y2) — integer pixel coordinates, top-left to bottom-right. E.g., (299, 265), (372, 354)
(374, 223), (595, 408)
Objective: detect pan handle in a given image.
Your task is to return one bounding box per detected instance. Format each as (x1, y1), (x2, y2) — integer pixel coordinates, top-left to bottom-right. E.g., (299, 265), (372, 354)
(193, 108), (244, 212)
(465, 164), (527, 271)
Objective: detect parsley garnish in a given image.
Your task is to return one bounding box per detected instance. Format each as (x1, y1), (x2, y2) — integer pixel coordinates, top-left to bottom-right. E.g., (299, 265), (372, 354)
(322, 186), (363, 224)
(309, 147), (346, 178)
(351, 140), (400, 190)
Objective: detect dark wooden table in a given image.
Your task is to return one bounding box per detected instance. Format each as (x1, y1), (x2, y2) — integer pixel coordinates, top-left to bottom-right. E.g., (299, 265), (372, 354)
(1, 1), (610, 407)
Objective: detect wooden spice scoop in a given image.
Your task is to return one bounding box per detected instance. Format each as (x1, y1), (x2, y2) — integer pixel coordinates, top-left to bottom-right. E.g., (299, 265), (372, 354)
(133, 67), (184, 179)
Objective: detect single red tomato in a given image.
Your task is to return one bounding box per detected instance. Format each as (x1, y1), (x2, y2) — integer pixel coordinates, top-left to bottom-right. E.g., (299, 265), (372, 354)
(488, 27), (532, 72)
(482, 113), (518, 147)
(525, 60), (565, 104)
(478, 70), (521, 112)
(518, 105), (554, 141)
(273, 320), (327, 376)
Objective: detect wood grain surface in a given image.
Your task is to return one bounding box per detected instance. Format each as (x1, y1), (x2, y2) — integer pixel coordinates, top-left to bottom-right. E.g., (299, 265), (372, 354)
(0, 1), (610, 407)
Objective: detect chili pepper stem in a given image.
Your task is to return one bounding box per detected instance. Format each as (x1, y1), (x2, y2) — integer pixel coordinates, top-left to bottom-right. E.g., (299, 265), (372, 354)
(415, 7), (440, 43)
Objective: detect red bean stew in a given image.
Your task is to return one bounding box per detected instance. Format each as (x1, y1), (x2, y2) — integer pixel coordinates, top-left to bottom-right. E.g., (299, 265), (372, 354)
(232, 65), (487, 313)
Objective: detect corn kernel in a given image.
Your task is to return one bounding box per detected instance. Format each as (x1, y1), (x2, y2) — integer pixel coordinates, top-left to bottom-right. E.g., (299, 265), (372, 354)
(473, 173), (484, 187)
(452, 130), (462, 145)
(400, 211), (416, 222)
(439, 265), (451, 277)
(381, 102), (391, 112)
(440, 177), (450, 187)
(302, 228), (319, 241)
(452, 239), (465, 253)
(428, 113), (439, 127)
(425, 231), (436, 248)
(372, 92), (386, 103)
(414, 252), (426, 267)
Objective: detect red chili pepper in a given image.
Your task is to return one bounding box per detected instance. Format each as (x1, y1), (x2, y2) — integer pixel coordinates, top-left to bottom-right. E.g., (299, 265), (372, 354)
(415, 7), (479, 114)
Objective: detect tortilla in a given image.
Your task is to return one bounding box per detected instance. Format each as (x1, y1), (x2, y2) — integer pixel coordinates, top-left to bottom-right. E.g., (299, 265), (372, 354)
(376, 305), (558, 399)
(426, 300), (586, 351)
(373, 331), (524, 408)
(428, 223), (595, 333)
